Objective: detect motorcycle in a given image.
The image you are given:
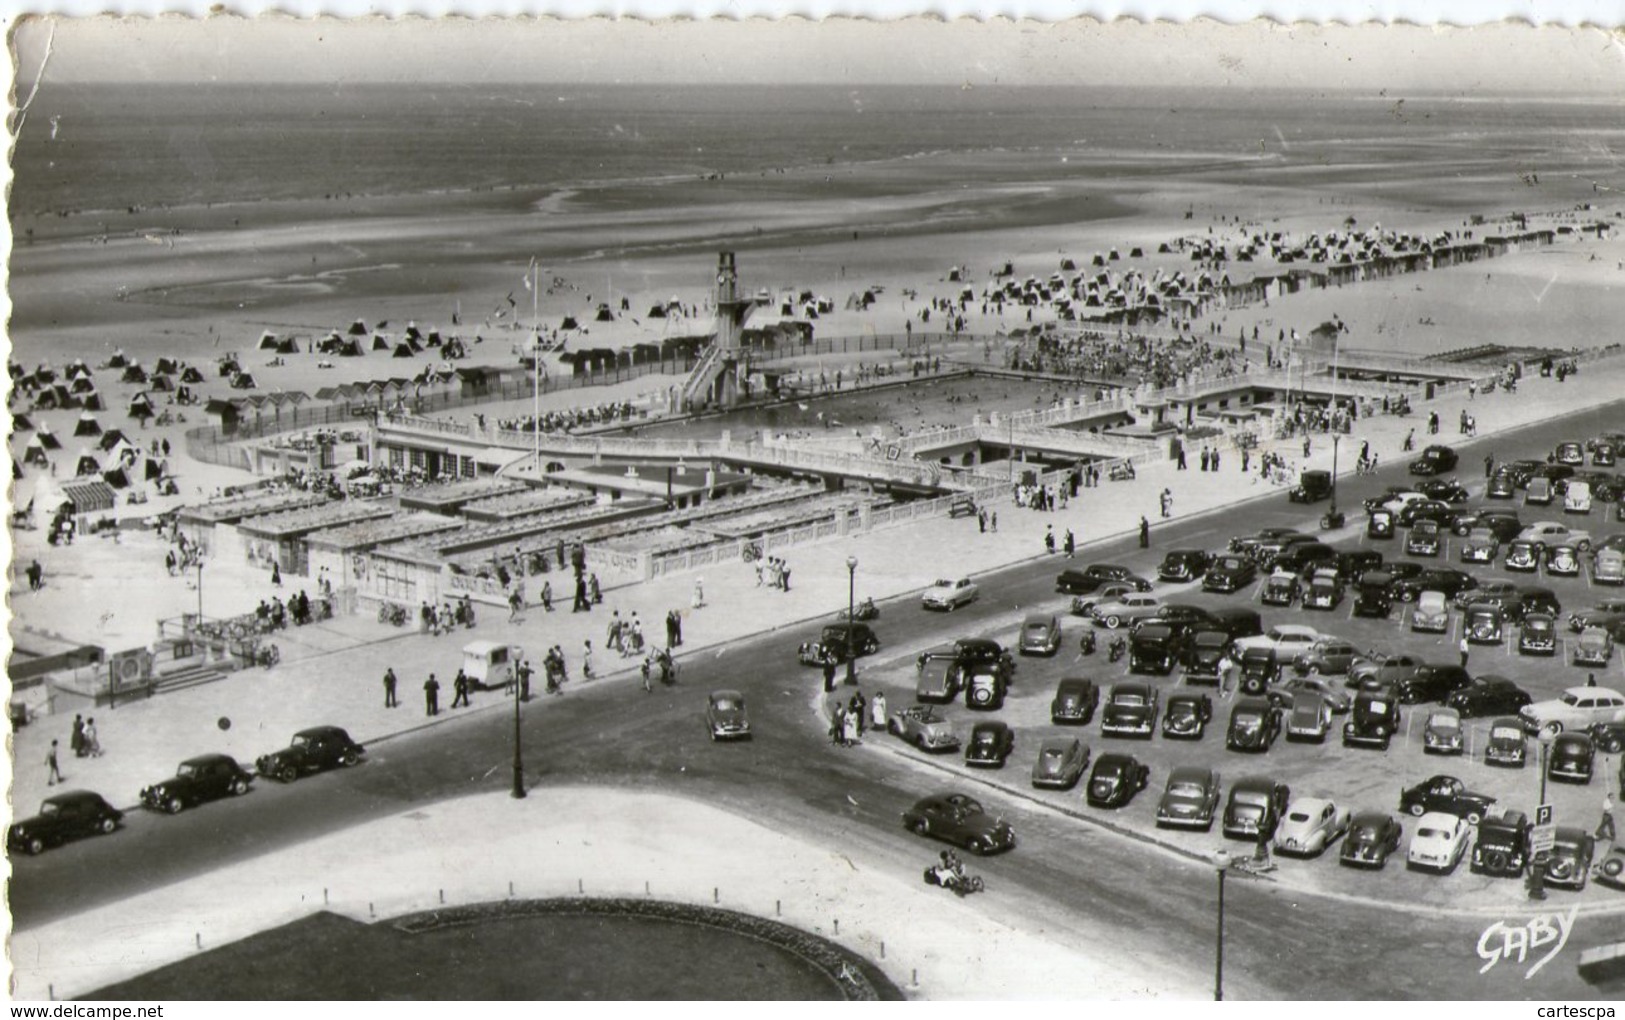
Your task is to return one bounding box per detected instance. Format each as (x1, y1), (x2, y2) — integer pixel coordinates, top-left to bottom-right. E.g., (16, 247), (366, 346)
(1229, 850), (1277, 876)
(1108, 636), (1127, 663)
(838, 597), (879, 622)
(923, 864), (984, 897)
(1079, 630), (1097, 656)
(255, 643), (281, 669)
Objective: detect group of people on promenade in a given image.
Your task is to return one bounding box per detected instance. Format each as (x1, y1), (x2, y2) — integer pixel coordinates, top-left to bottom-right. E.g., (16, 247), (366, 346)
(829, 689), (887, 748)
(489, 399), (639, 437)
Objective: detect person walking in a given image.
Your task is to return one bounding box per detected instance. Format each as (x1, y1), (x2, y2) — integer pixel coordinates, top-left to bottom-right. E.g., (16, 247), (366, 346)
(781, 563), (792, 592)
(582, 641), (595, 681)
(508, 587), (524, 623)
(451, 670), (471, 708)
(692, 578), (705, 609)
(589, 573), (602, 605)
(666, 610), (680, 649)
(540, 581), (554, 612)
(83, 717), (103, 758)
(1459, 636), (1470, 668)
(423, 674), (441, 716)
(608, 611), (624, 656)
(1211, 448), (1221, 471)
(1044, 525), (1056, 554)
(518, 660), (533, 701)
(71, 714), (86, 758)
(1596, 792), (1617, 846)
(1063, 529), (1075, 558)
(630, 614), (644, 653)
(849, 690), (868, 736)
(990, 511), (998, 533)
(383, 667), (399, 708)
(46, 740), (63, 786)
(822, 654), (838, 693)
(271, 561), (282, 587)
(641, 655), (654, 694)
(1139, 515), (1150, 549)
(870, 690), (888, 732)
(1485, 454), (1495, 479)
(572, 574), (590, 613)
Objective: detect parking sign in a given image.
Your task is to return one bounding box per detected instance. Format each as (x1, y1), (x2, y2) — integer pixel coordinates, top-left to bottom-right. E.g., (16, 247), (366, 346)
(1532, 803), (1556, 854)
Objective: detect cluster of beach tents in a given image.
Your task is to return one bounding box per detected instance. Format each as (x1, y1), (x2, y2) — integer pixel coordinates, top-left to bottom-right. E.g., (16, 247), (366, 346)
(261, 321), (472, 361)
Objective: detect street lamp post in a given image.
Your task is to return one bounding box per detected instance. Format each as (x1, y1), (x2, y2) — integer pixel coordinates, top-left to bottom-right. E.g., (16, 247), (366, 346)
(196, 560), (204, 622)
(1213, 850), (1227, 1001)
(511, 672), (527, 799)
(845, 556), (859, 686)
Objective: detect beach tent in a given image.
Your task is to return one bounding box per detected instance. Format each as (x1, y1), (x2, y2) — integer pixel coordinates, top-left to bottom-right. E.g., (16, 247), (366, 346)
(148, 373), (175, 392)
(33, 362), (56, 383)
(99, 429), (130, 453)
(36, 425), (61, 450)
(22, 436), (48, 467)
(392, 342), (416, 358)
(372, 335), (392, 351)
(404, 324), (422, 340)
(81, 391), (106, 412)
(231, 373), (258, 390)
(121, 364), (148, 384)
(258, 332), (282, 350)
(74, 448), (101, 476)
(73, 412), (103, 437)
(181, 366), (205, 384)
(12, 412), (34, 433)
(217, 354), (242, 377)
(594, 304), (614, 322)
(647, 304), (667, 318)
(144, 457), (167, 481)
(154, 357), (178, 375)
(106, 350), (129, 368)
(127, 393), (154, 417)
(560, 316), (579, 330)
(102, 466), (131, 490)
(348, 320), (369, 336)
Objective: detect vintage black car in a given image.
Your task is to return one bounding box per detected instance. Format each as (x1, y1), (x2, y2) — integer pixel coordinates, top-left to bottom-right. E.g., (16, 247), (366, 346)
(1471, 810), (1532, 878)
(1157, 549), (1213, 582)
(965, 721), (1016, 768)
(1545, 827), (1596, 890)
(705, 690), (751, 741)
(1337, 550), (1384, 582)
(1548, 732), (1595, 784)
(964, 667), (1009, 711)
(1463, 604), (1506, 645)
(1405, 521), (1443, 558)
(1129, 623), (1184, 676)
(1202, 554), (1258, 594)
(1451, 507), (1522, 540)
(1343, 690), (1401, 749)
(1398, 499), (1454, 529)
(1163, 692), (1213, 740)
(1183, 629), (1231, 685)
(1591, 720), (1625, 754)
(1353, 577), (1394, 619)
(256, 725), (367, 782)
(1288, 469), (1334, 504)
(1392, 664), (1473, 705)
(902, 792), (1015, 855)
(1050, 677), (1100, 725)
(1101, 682), (1160, 738)
(1390, 567), (1477, 602)
(1260, 570), (1299, 607)
(8, 791), (123, 856)
(1339, 811), (1404, 868)
(1237, 646), (1280, 695)
(1399, 774), (1496, 823)
(1222, 775), (1290, 840)
(916, 646), (966, 703)
(1303, 574), (1344, 611)
(1519, 587), (1563, 618)
(1228, 527), (1304, 557)
(1409, 445), (1459, 476)
(1208, 608), (1264, 641)
(1486, 471), (1517, 500)
(1056, 564), (1152, 595)
(1483, 716), (1529, 767)
(953, 638), (1016, 684)
(1519, 613), (1559, 656)
(1416, 478), (1470, 504)
(140, 753), (255, 813)
(1086, 753), (1150, 809)
(1503, 459), (1545, 489)
(1504, 538), (1542, 573)
(1366, 506), (1395, 539)
(1275, 542), (1339, 577)
(1447, 676), (1532, 718)
(799, 622), (881, 665)
(1226, 697), (1281, 752)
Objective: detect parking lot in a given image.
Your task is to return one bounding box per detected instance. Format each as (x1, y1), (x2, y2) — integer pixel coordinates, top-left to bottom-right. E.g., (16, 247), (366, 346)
(853, 467), (1625, 911)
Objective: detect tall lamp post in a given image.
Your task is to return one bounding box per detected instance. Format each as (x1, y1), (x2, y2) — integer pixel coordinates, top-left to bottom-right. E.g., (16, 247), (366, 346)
(511, 671), (527, 799)
(1213, 849), (1228, 1001)
(845, 556), (859, 686)
(196, 560), (204, 622)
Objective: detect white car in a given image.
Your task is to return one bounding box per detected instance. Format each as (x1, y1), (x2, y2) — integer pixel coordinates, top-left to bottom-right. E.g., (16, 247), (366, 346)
(1275, 797), (1351, 857)
(922, 577), (979, 611)
(1089, 593), (1163, 630)
(1234, 624), (1322, 660)
(1411, 591), (1450, 633)
(1518, 521), (1593, 551)
(1379, 491), (1430, 514)
(1519, 686), (1625, 734)
(1407, 811), (1471, 872)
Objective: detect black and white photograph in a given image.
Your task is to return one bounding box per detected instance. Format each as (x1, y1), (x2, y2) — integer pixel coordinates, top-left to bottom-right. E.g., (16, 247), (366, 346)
(6, 10), (1625, 1001)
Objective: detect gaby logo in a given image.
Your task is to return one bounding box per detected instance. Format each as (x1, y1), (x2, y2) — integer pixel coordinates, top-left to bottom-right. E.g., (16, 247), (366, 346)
(1476, 906), (1578, 979)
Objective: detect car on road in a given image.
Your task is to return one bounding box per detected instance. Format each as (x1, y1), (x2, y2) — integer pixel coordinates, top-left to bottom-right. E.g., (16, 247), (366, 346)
(1406, 520), (1444, 557)
(705, 690), (751, 741)
(1447, 676), (1532, 719)
(139, 753), (254, 813)
(1546, 542), (1583, 577)
(1463, 604), (1505, 645)
(1222, 776), (1290, 841)
(965, 721), (1015, 768)
(1483, 717), (1529, 768)
(1184, 630), (1232, 685)
(1400, 775), (1495, 823)
(1202, 554), (1258, 594)
(1018, 613), (1062, 657)
(922, 576), (980, 611)
(1057, 564), (1152, 595)
(1504, 538), (1542, 572)
(1275, 797), (1350, 857)
(1050, 677), (1100, 725)
(1353, 578), (1394, 619)
(1288, 468), (1334, 504)
(1548, 732), (1595, 784)
(1409, 444), (1459, 476)
(256, 726), (366, 783)
(1519, 613), (1558, 656)
(1407, 812), (1471, 873)
(1086, 753), (1150, 808)
(1519, 521), (1593, 551)
(1411, 591), (1450, 634)
(1031, 736), (1090, 790)
(1567, 598), (1625, 632)
(1573, 626), (1615, 668)
(887, 705), (960, 752)
(1422, 707), (1464, 755)
(1459, 528), (1499, 565)
(1163, 692), (1213, 740)
(1277, 675), (1353, 714)
(1453, 507), (1522, 540)
(902, 792), (1015, 856)
(1089, 593), (1164, 630)
(1226, 697), (1281, 752)
(1158, 549), (1213, 582)
(800, 623), (881, 665)
(1303, 574), (1345, 611)
(1392, 664), (1473, 705)
(1286, 691), (1332, 742)
(1519, 686), (1625, 734)
(1291, 638), (1359, 678)
(915, 646), (966, 703)
(1366, 507), (1396, 540)
(1101, 682), (1160, 738)
(1544, 828), (1595, 890)
(1486, 471), (1517, 500)
(1229, 527), (1305, 558)
(1343, 690), (1401, 750)
(7, 791), (123, 856)
(1470, 810), (1532, 878)
(1555, 440), (1587, 466)
(1128, 623), (1185, 676)
(1390, 567), (1477, 602)
(1156, 766), (1222, 831)
(1340, 811), (1404, 869)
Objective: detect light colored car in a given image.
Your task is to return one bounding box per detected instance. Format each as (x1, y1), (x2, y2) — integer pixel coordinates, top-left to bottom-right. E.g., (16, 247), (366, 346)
(1564, 481), (1593, 514)
(1275, 796), (1350, 857)
(1518, 521), (1592, 551)
(1286, 691), (1332, 742)
(887, 705), (960, 752)
(1594, 548), (1625, 586)
(705, 689), (751, 741)
(1379, 491), (1430, 514)
(1411, 591), (1450, 633)
(1156, 766), (1221, 831)
(922, 576), (979, 611)
(1030, 737), (1090, 790)
(1089, 593), (1164, 630)
(1573, 627), (1615, 668)
(1407, 811), (1471, 872)
(1233, 623), (1322, 660)
(1348, 651), (1426, 689)
(1519, 686), (1625, 734)
(1422, 707), (1463, 755)
(1292, 638), (1360, 678)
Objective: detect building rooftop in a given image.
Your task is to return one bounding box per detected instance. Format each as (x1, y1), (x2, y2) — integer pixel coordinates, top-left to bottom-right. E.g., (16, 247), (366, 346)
(235, 501), (396, 539)
(178, 490), (330, 525)
(305, 512), (468, 551)
(458, 488), (594, 523)
(398, 478), (531, 513)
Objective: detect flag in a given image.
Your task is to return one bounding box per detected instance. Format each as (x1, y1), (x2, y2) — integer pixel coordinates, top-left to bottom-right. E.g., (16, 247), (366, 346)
(521, 256), (536, 291)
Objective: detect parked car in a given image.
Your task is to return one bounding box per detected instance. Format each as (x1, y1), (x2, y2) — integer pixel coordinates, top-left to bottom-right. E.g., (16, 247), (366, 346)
(1018, 613), (1062, 657)
(1163, 692), (1214, 740)
(965, 721), (1016, 768)
(1409, 444), (1459, 476)
(1070, 582), (1139, 618)
(1520, 686), (1625, 734)
(800, 622), (881, 664)
(1504, 538), (1542, 572)
(1590, 720), (1625, 754)
(1486, 471), (1517, 500)
(1464, 604), (1505, 645)
(1158, 548), (1213, 582)
(1184, 630), (1232, 685)
(1260, 570), (1299, 607)
(1208, 608), (1265, 642)
(1156, 766), (1222, 830)
(1303, 574), (1345, 611)
(1525, 476), (1554, 507)
(1567, 598), (1625, 632)
(1546, 542), (1583, 577)
(1406, 520), (1444, 557)
(1453, 508), (1522, 540)
(1399, 499), (1454, 529)
(256, 726), (366, 782)
(1454, 579), (1524, 613)
(1233, 623), (1322, 661)
(1392, 664), (1473, 705)
(1422, 707), (1464, 755)
(705, 690), (751, 741)
(1222, 775), (1290, 841)
(1286, 691), (1332, 743)
(1573, 626), (1615, 668)
(1544, 828), (1596, 890)
(7, 791), (123, 856)
(1594, 548), (1625, 585)
(139, 753), (254, 813)
(1353, 579), (1394, 619)
(964, 667), (1008, 711)
(1555, 440), (1587, 466)
(1149, 603), (1219, 632)
(1519, 521), (1593, 551)
(1288, 468), (1334, 504)
(1230, 527), (1304, 557)
(1089, 593), (1164, 630)
(1292, 638), (1360, 678)
(1050, 677), (1100, 725)
(1275, 797), (1351, 857)
(1348, 651), (1426, 689)
(1275, 542), (1339, 577)
(1407, 812), (1472, 873)
(1400, 774), (1496, 823)
(1447, 676), (1532, 719)
(887, 705), (960, 752)
(1337, 549), (1385, 583)
(1459, 528), (1499, 565)
(922, 576), (979, 611)
(1101, 682), (1160, 738)
(1564, 480), (1593, 515)
(1340, 811), (1404, 869)
(1367, 507), (1396, 540)
(1519, 613), (1558, 656)
(1470, 810), (1532, 878)
(1343, 690), (1401, 749)
(1238, 647), (1280, 695)
(1483, 716), (1530, 768)
(1390, 567), (1477, 602)
(901, 792), (1015, 855)
(1030, 736), (1089, 790)
(1278, 675), (1353, 714)
(1226, 697), (1281, 752)
(1548, 732), (1596, 784)
(1202, 554), (1258, 594)
(1057, 564), (1151, 595)
(1411, 591), (1450, 633)
(1086, 753), (1150, 808)
(1129, 623), (1185, 676)
(916, 646), (966, 703)
(953, 639), (1015, 682)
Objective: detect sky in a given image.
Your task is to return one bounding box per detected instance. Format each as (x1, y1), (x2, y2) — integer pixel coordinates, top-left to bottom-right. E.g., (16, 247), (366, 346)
(8, 14), (1624, 91)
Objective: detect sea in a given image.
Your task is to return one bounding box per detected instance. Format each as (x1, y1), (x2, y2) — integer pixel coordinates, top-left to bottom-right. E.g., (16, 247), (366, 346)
(12, 83), (1624, 218)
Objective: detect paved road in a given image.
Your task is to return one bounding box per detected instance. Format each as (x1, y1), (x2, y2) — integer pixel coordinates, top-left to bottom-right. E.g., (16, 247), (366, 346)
(13, 399), (1624, 999)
